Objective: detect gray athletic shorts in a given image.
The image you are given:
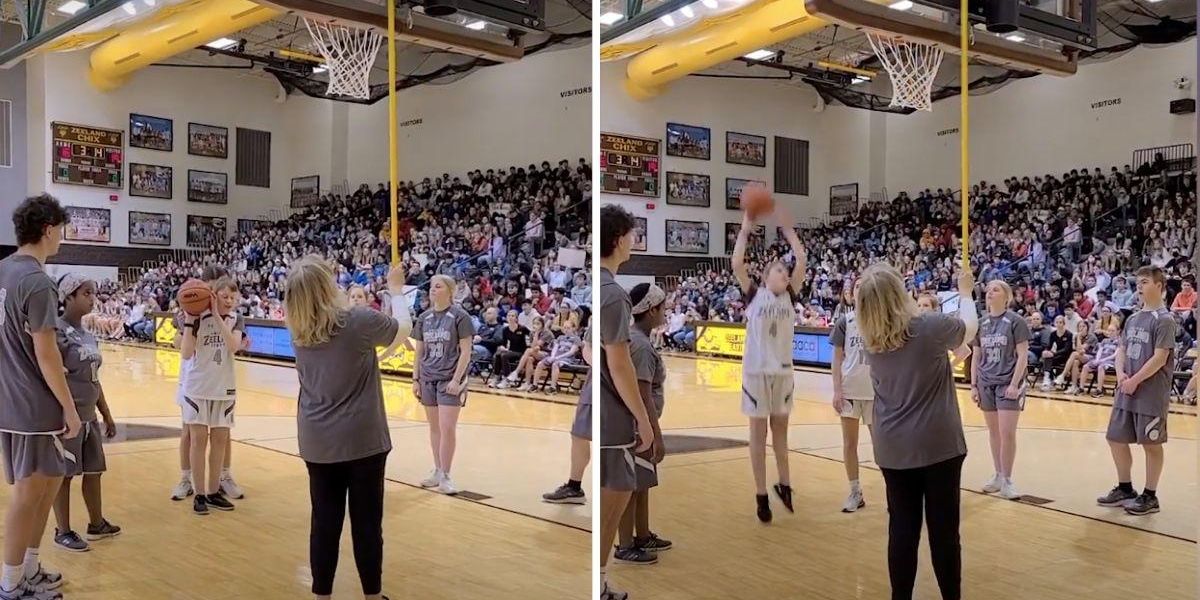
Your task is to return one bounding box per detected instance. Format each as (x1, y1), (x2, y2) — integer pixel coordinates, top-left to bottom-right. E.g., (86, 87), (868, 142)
(634, 452), (658, 490)
(418, 380), (468, 408)
(599, 446), (637, 491)
(0, 432), (69, 485)
(62, 421), (107, 477)
(1106, 408), (1168, 445)
(979, 383), (1027, 412)
(571, 402), (591, 440)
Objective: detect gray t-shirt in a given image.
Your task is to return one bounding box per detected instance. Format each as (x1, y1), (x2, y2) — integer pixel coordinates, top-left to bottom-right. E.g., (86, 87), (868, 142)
(294, 307), (399, 464)
(1114, 308), (1177, 418)
(630, 327), (665, 417)
(599, 268), (635, 446)
(57, 318), (102, 422)
(411, 305), (475, 382)
(973, 310), (1031, 386)
(579, 325), (592, 406)
(0, 254), (63, 433)
(865, 312), (968, 470)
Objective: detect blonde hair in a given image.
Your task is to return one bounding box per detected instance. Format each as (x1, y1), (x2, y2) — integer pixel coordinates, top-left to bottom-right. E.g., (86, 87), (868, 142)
(986, 279), (1013, 306)
(857, 263), (919, 354)
(285, 255), (347, 347)
(429, 275), (456, 305)
(212, 276), (238, 293)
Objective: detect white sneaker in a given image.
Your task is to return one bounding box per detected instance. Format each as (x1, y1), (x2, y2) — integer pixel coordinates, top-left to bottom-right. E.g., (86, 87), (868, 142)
(419, 469), (443, 488)
(998, 480), (1021, 500)
(517, 383), (534, 392)
(219, 472), (245, 499)
(438, 475), (460, 495)
(1066, 385), (1080, 395)
(170, 475), (194, 501)
(982, 473), (1003, 494)
(1053, 375), (1066, 386)
(841, 489), (865, 513)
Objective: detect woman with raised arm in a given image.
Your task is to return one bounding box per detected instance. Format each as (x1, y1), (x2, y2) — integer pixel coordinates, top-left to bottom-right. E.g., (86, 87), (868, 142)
(731, 197), (806, 523)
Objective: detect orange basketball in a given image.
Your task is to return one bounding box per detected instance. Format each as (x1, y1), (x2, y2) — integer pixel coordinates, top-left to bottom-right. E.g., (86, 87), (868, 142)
(178, 279), (213, 316)
(741, 184), (774, 218)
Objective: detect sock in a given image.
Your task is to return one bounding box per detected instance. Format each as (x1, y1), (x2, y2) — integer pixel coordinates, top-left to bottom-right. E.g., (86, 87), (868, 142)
(849, 479), (861, 493)
(21, 549), (38, 580)
(1118, 481), (1135, 493)
(1143, 488), (1156, 498)
(0, 564), (20, 592)
(221, 467), (231, 477)
(181, 468), (192, 480)
(567, 479), (582, 491)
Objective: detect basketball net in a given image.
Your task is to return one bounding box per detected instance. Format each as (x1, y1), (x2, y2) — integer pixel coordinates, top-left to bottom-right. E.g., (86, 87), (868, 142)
(304, 18), (384, 100)
(866, 33), (945, 112)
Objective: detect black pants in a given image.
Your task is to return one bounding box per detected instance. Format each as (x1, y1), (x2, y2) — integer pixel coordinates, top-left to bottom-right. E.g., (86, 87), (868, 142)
(306, 451), (389, 596)
(493, 349), (522, 378)
(879, 454), (965, 600)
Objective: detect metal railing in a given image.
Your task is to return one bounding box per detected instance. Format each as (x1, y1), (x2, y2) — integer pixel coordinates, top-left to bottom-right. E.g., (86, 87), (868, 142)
(1132, 143), (1196, 174)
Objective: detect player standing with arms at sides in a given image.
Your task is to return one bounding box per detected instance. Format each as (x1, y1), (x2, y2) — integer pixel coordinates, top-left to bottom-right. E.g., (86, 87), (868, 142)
(179, 277), (244, 515)
(857, 263), (977, 600)
(598, 205), (655, 600)
(52, 274), (121, 552)
(1096, 266), (1176, 516)
(970, 280), (1030, 500)
(0, 195), (80, 600)
(411, 274), (475, 496)
(541, 324), (592, 505)
(731, 203), (806, 523)
(830, 281), (874, 513)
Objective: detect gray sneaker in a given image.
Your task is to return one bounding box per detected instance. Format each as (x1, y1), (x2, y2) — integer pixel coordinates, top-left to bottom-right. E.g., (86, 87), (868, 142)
(53, 529), (89, 552)
(541, 483), (586, 504)
(0, 581), (61, 600)
(601, 582), (629, 600)
(1097, 486), (1138, 507)
(1124, 493), (1160, 516)
(25, 565), (63, 592)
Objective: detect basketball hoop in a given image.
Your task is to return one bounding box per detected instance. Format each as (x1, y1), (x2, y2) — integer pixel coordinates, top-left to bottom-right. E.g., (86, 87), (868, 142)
(865, 32), (945, 112)
(303, 17), (384, 100)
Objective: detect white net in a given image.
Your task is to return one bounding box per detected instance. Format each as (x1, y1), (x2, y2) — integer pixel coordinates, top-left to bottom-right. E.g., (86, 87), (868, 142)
(303, 18), (384, 100)
(866, 32), (945, 112)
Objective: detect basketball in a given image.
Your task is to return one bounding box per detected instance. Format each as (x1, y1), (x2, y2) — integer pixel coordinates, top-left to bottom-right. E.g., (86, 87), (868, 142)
(741, 184), (773, 218)
(178, 279), (212, 316)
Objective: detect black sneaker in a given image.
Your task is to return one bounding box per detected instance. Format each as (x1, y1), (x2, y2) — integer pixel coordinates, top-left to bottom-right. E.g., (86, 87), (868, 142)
(635, 533), (672, 552)
(193, 494), (209, 516)
(85, 519), (122, 541)
(206, 493), (235, 512)
(756, 494), (772, 523)
(53, 529), (89, 552)
(541, 483), (586, 505)
(613, 545), (658, 565)
(601, 582), (629, 600)
(773, 483), (795, 513)
(1124, 494), (1160, 516)
(1096, 486), (1138, 507)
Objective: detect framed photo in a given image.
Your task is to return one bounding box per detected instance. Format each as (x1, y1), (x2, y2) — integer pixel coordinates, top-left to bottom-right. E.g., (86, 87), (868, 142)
(186, 214), (227, 248)
(129, 163), (173, 199)
(290, 175), (321, 208)
(665, 219), (709, 254)
(188, 169), (228, 204)
(665, 172), (711, 207)
(632, 217), (648, 252)
(830, 183), (859, 216)
(129, 114), (173, 151)
(724, 222), (766, 255)
(188, 123), (228, 158)
(726, 131), (767, 167)
(665, 122), (711, 160)
(726, 178), (767, 210)
(237, 219), (269, 235)
(128, 211), (172, 246)
(64, 206), (111, 243)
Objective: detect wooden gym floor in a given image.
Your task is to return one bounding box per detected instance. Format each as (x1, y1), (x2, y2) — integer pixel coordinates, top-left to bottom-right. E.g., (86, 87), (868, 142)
(0, 344), (589, 599)
(611, 355), (1197, 600)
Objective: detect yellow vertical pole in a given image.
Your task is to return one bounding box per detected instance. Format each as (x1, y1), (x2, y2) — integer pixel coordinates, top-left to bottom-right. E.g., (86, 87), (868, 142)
(959, 0), (970, 275)
(388, 0), (399, 265)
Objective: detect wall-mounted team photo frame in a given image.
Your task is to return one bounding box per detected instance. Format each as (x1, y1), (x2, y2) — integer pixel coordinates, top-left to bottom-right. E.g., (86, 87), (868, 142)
(665, 122), (711, 160)
(726, 131), (767, 167)
(129, 113), (173, 152)
(665, 219), (710, 254)
(665, 171), (711, 207)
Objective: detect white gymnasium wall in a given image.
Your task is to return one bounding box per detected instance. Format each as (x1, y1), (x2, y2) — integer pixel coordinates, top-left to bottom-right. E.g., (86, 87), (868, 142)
(25, 51), (321, 248)
(884, 40), (1197, 194)
(345, 44), (591, 185)
(598, 60), (872, 257)
(0, 24), (27, 246)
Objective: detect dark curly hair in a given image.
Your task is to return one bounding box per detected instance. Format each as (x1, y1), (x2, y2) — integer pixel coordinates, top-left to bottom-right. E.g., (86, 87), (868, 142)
(13, 194), (69, 247)
(600, 204), (634, 259)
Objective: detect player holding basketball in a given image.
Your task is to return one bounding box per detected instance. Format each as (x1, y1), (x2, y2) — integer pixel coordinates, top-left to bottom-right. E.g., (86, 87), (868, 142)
(0, 195), (78, 600)
(970, 280), (1031, 500)
(412, 274), (475, 496)
(732, 200), (806, 523)
(830, 281), (874, 513)
(1096, 266), (1175, 516)
(179, 277), (244, 515)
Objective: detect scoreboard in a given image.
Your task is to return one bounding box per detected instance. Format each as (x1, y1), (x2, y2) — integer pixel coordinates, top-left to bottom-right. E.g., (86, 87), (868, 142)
(600, 133), (660, 198)
(51, 122), (123, 189)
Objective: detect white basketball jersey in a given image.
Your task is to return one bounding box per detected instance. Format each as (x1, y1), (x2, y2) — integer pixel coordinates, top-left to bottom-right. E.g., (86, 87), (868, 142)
(742, 286), (796, 376)
(180, 313), (240, 401)
(840, 310), (874, 400)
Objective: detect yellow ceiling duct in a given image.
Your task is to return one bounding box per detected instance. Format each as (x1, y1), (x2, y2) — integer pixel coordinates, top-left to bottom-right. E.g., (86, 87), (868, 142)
(88, 0), (281, 91)
(621, 0), (825, 100)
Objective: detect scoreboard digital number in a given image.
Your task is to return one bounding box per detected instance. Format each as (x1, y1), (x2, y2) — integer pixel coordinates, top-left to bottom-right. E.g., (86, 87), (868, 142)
(51, 122), (123, 189)
(601, 133), (660, 197)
